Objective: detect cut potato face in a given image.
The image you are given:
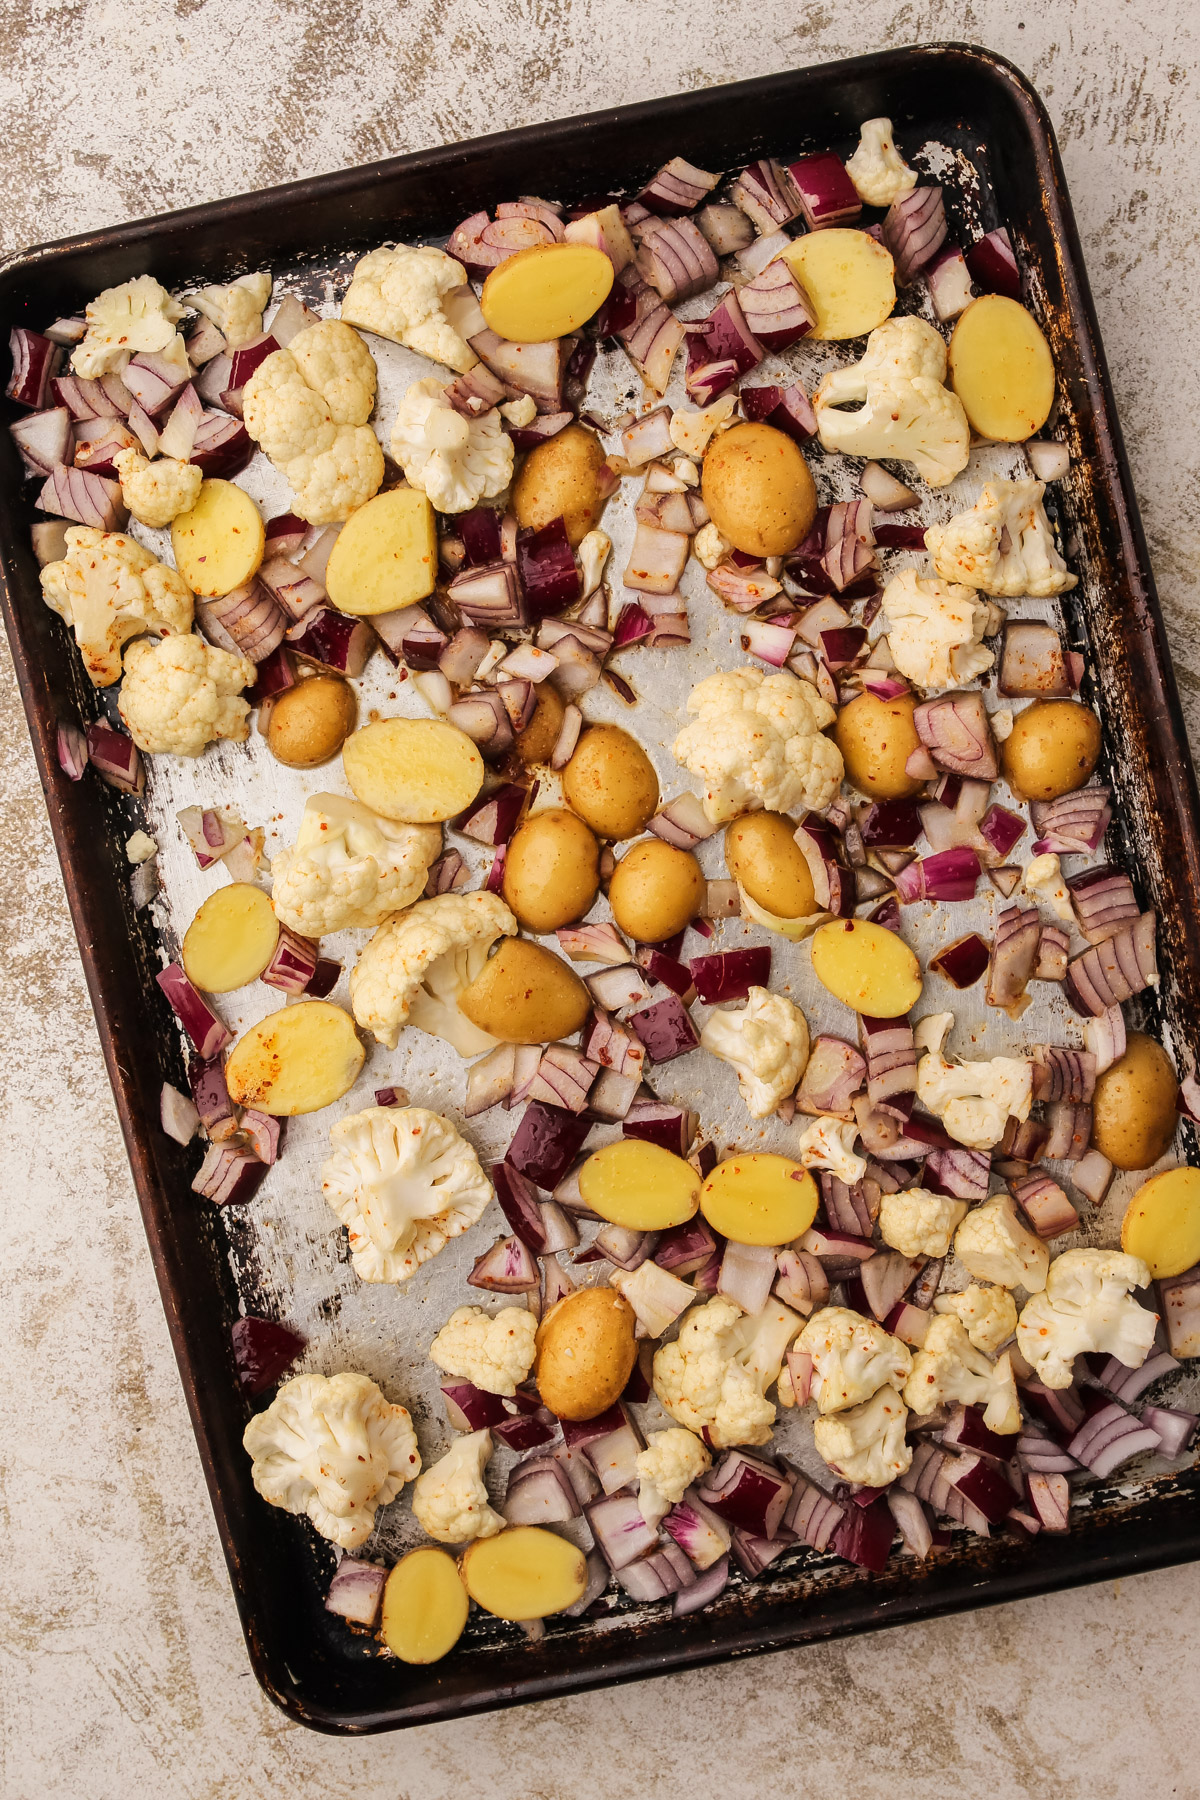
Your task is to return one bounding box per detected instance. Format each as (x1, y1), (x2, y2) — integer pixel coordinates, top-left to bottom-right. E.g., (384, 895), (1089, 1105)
(458, 938), (590, 1044)
(810, 918), (922, 1017)
(536, 1285), (638, 1420)
(181, 883), (280, 992)
(381, 1547), (469, 1664)
(948, 296), (1055, 441)
(460, 1526), (588, 1620)
(702, 422), (817, 558)
(225, 1000), (365, 1115)
(700, 1152), (818, 1246)
(324, 488), (437, 616)
(342, 717), (484, 822)
(481, 243), (614, 343)
(1122, 1167), (1200, 1279)
(171, 479), (265, 597)
(781, 230), (896, 340)
(578, 1139), (701, 1231)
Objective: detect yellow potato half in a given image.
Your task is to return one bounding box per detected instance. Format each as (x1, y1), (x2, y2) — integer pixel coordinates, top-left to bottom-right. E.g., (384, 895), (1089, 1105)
(702, 422), (817, 559)
(171, 479), (265, 597)
(810, 918), (922, 1017)
(700, 1152), (818, 1247)
(181, 883), (280, 993)
(835, 691), (925, 801)
(342, 717), (484, 822)
(782, 230), (896, 340)
(460, 1527), (587, 1621)
(536, 1285), (638, 1420)
(381, 1548), (469, 1664)
(1122, 1167), (1200, 1279)
(724, 813), (816, 921)
(458, 938), (590, 1044)
(578, 1139), (701, 1231)
(324, 487), (437, 616)
(225, 1000), (364, 1115)
(1092, 1033), (1178, 1172)
(948, 295), (1055, 442)
(481, 243), (614, 343)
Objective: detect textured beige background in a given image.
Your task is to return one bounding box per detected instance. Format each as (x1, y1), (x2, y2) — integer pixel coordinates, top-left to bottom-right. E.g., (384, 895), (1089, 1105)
(3, 3), (1199, 1796)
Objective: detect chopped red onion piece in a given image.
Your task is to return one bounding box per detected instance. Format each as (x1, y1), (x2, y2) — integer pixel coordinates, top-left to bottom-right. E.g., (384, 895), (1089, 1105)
(923, 1147), (990, 1202)
(85, 721), (143, 794)
(372, 1086), (408, 1109)
(715, 1239), (777, 1315)
(696, 202), (757, 255)
(1027, 439), (1070, 482)
(506, 1101), (591, 1190)
(831, 1498), (894, 1571)
(925, 243), (974, 321)
(914, 691), (998, 779)
(159, 1081), (201, 1146)
(528, 1046), (599, 1117)
(931, 933), (991, 989)
(1065, 913), (1157, 1015)
(787, 153), (862, 229)
(1067, 864), (1141, 945)
(456, 782), (528, 846)
(260, 924), (318, 995)
(240, 1109), (281, 1165)
(192, 1141), (268, 1207)
(884, 187), (947, 283)
(464, 1045), (517, 1118)
(633, 215), (719, 305)
(8, 328), (63, 408)
(503, 1456), (580, 1526)
(859, 800), (923, 848)
(638, 156), (720, 215)
(56, 719), (88, 781)
(699, 1451), (791, 1539)
(516, 515), (580, 619)
(232, 1315), (305, 1396)
(627, 993), (700, 1065)
(998, 620), (1074, 697)
(189, 408), (253, 477)
(965, 227), (1021, 300)
(737, 259), (815, 351)
(325, 1558), (386, 1628)
(1012, 1172), (1079, 1239)
(157, 966), (231, 1061)
(300, 956), (338, 996)
(492, 1414), (558, 1451)
(287, 606), (374, 677)
(622, 1099), (692, 1157)
(1159, 1267), (1200, 1359)
(794, 813), (854, 916)
(38, 463), (125, 529)
(895, 846), (982, 904)
(9, 405), (72, 476)
(1142, 1405), (1198, 1459)
(860, 1251), (925, 1322)
(689, 947), (771, 1005)
(796, 1037), (867, 1118)
(469, 1233), (540, 1293)
(1068, 1401), (1161, 1477)
(586, 964), (652, 1012)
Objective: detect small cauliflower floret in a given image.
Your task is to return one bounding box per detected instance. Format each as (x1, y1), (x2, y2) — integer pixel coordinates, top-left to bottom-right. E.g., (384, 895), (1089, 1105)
(904, 1313), (1021, 1433)
(845, 117), (918, 207)
(925, 478), (1077, 599)
(878, 1187), (967, 1259)
(652, 1297), (777, 1448)
(578, 528), (611, 597)
(72, 274), (185, 378)
(321, 1106), (493, 1284)
(1016, 1249), (1156, 1390)
(40, 525), (194, 686)
(700, 986), (810, 1118)
(389, 376), (514, 514)
(955, 1194), (1049, 1293)
(934, 1283), (1018, 1355)
(636, 1427), (712, 1511)
(243, 319), (383, 524)
(795, 1115), (866, 1185)
(814, 317), (970, 488)
(1024, 852), (1074, 923)
(914, 1011), (1031, 1151)
(410, 1430), (504, 1545)
(349, 891), (518, 1055)
(270, 793), (442, 936)
(813, 1384), (911, 1487)
(429, 1304), (538, 1398)
(113, 448), (203, 528)
(673, 666), (842, 823)
(882, 568), (997, 692)
(242, 1371), (420, 1550)
(693, 521), (731, 570)
(797, 1305), (912, 1414)
(342, 245), (479, 374)
(118, 633), (253, 756)
(500, 394), (537, 428)
(188, 272), (272, 349)
(669, 393), (736, 458)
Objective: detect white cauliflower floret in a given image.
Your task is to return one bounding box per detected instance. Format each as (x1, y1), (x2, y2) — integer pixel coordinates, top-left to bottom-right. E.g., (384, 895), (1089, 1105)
(1016, 1249), (1156, 1389)
(934, 1283), (1018, 1355)
(795, 1115), (867, 1185)
(925, 479), (1077, 598)
(1024, 852), (1074, 923)
(243, 319), (383, 524)
(845, 117), (918, 207)
(878, 1187), (968, 1259)
(410, 1430), (504, 1544)
(700, 986), (810, 1118)
(242, 1371), (420, 1550)
(813, 1384), (911, 1487)
(270, 793), (442, 936)
(113, 448), (203, 528)
(389, 376), (514, 514)
(636, 1428), (712, 1510)
(904, 1313), (1021, 1433)
(669, 393), (736, 458)
(118, 633), (253, 756)
(814, 317), (970, 488)
(321, 1106), (493, 1284)
(652, 1297), (776, 1448)
(429, 1304), (537, 1397)
(40, 525), (193, 686)
(188, 272), (272, 350)
(955, 1194), (1049, 1293)
(500, 394), (537, 428)
(342, 245), (479, 374)
(72, 274), (185, 378)
(349, 891), (518, 1055)
(797, 1305), (912, 1414)
(693, 521), (731, 570)
(881, 569), (997, 692)
(915, 1011), (1031, 1150)
(673, 666), (842, 822)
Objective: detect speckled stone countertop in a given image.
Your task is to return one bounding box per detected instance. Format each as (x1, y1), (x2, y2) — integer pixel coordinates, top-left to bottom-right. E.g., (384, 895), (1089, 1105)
(3, 5), (1199, 1796)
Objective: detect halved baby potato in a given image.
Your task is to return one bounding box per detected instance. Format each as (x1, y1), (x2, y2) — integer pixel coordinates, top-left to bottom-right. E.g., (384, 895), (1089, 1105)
(342, 717), (484, 822)
(1122, 1166), (1200, 1279)
(948, 295), (1055, 442)
(700, 1152), (818, 1247)
(781, 230), (896, 340)
(578, 1139), (701, 1231)
(381, 1547), (469, 1664)
(458, 938), (590, 1044)
(724, 813), (816, 921)
(460, 1526), (588, 1621)
(225, 999), (365, 1115)
(324, 487), (437, 616)
(481, 242), (614, 343)
(810, 917), (922, 1017)
(182, 883), (280, 992)
(535, 1285), (638, 1421)
(171, 479), (265, 597)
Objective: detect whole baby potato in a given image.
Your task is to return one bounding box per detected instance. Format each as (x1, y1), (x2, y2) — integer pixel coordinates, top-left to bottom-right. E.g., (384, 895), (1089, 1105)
(1092, 1032), (1179, 1172)
(266, 674), (356, 768)
(1001, 699), (1102, 801)
(458, 937), (590, 1044)
(724, 813), (816, 920)
(516, 684), (565, 765)
(562, 725), (659, 840)
(608, 839), (704, 943)
(535, 1285), (638, 1420)
(835, 691), (925, 800)
(701, 422), (817, 558)
(502, 808), (600, 933)
(512, 424), (613, 548)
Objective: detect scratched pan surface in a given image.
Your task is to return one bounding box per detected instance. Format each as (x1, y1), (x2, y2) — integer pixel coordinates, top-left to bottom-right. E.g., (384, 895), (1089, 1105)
(2, 42), (1200, 1735)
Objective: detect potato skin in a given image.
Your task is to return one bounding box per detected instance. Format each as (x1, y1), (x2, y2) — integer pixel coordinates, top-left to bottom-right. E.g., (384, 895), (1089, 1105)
(562, 725), (659, 840)
(516, 685), (565, 765)
(459, 938), (590, 1044)
(701, 423), (817, 558)
(266, 675), (356, 768)
(1092, 1032), (1178, 1172)
(835, 691), (924, 800)
(535, 1286), (638, 1420)
(512, 424), (612, 548)
(724, 813), (816, 919)
(609, 839), (704, 943)
(502, 808), (600, 932)
(1001, 699), (1102, 801)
